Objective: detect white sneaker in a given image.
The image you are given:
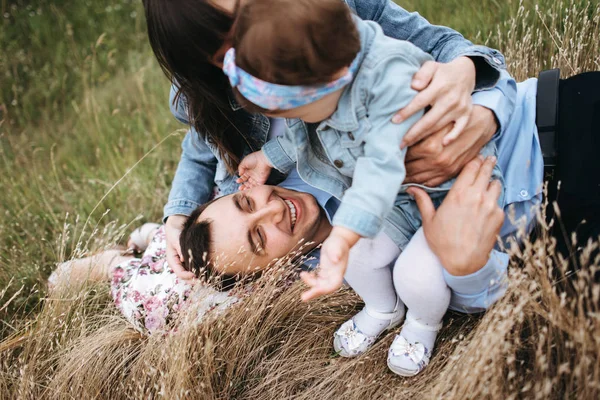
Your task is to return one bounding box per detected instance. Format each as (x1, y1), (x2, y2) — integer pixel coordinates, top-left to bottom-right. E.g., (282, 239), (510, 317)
(333, 299), (405, 358)
(387, 315), (442, 376)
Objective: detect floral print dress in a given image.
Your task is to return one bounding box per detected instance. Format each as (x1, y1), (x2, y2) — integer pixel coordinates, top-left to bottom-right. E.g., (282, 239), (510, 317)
(111, 226), (239, 335)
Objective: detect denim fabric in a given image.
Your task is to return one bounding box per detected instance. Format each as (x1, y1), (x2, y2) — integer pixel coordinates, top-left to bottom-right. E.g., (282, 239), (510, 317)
(163, 0), (513, 221)
(343, 0), (506, 89)
(163, 85), (270, 221)
(275, 82), (545, 314)
(262, 18), (505, 241)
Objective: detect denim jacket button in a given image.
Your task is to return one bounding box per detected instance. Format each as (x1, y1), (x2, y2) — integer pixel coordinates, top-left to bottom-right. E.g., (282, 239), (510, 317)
(347, 132), (355, 140)
(520, 189), (528, 197)
(334, 159), (344, 168)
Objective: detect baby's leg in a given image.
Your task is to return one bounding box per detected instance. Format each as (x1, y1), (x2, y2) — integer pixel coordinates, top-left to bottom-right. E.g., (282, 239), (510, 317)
(344, 231), (403, 333)
(389, 228), (450, 375)
(48, 250), (134, 293)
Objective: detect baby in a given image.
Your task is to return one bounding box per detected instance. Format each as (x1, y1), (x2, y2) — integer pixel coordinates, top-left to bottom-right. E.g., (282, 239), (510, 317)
(222, 0), (503, 376)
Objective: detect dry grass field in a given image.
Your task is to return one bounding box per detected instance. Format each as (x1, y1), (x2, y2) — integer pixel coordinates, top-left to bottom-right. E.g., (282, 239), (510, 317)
(1, 0), (599, 398)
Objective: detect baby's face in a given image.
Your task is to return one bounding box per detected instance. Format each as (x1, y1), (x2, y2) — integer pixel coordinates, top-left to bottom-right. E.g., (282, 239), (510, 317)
(266, 67), (350, 123)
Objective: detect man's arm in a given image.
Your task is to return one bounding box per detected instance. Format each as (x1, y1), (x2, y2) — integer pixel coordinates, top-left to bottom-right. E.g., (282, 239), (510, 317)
(471, 69), (517, 140)
(443, 249), (509, 313)
(407, 156), (505, 276)
(408, 156), (508, 309)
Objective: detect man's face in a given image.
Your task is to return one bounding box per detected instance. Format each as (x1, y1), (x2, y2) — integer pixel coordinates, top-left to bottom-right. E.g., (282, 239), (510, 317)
(198, 185), (332, 275)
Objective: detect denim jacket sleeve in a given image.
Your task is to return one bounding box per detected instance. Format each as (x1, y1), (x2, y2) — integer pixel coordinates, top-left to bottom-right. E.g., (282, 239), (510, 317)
(163, 84), (218, 221)
(346, 0), (504, 90)
(261, 124), (297, 174)
(332, 54), (426, 238)
(347, 0), (517, 135)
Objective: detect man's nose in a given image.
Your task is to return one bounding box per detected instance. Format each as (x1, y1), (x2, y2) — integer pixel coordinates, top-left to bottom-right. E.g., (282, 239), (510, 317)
(252, 198), (285, 224)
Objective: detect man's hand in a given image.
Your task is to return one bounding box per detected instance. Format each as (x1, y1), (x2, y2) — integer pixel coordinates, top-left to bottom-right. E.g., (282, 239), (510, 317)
(237, 150), (273, 190)
(165, 215), (196, 280)
(407, 156), (504, 276)
(404, 105), (498, 187)
(300, 227), (358, 302)
(395, 56), (476, 147)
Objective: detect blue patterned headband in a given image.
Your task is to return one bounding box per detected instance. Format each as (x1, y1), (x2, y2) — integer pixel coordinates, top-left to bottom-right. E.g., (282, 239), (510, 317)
(222, 47), (360, 111)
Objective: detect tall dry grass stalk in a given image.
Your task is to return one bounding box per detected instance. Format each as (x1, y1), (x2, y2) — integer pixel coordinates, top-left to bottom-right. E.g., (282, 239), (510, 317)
(492, 0), (600, 79)
(1, 1), (600, 399)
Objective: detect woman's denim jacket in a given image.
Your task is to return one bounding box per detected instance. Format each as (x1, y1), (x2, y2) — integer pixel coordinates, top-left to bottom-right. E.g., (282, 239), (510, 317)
(163, 0), (515, 221)
(261, 17), (502, 242)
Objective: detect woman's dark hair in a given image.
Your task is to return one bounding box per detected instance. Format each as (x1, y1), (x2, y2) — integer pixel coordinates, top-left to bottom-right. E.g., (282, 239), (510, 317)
(142, 0), (251, 175)
(179, 203), (238, 291)
(231, 0), (361, 113)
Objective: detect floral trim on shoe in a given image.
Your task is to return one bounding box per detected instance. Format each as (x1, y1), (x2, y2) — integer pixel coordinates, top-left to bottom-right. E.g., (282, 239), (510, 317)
(333, 299), (405, 358)
(388, 335), (431, 376)
(333, 319), (377, 357)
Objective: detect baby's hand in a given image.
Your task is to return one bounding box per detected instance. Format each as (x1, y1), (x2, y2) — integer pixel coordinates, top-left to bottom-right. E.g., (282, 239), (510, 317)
(237, 150), (272, 190)
(300, 234), (351, 302)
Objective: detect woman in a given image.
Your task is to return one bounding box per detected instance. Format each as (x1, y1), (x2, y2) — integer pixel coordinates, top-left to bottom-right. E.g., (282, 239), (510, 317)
(141, 0), (516, 279)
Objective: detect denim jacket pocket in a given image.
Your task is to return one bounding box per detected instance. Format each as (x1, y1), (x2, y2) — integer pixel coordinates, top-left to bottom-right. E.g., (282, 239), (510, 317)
(214, 165), (238, 196)
(319, 129), (361, 177)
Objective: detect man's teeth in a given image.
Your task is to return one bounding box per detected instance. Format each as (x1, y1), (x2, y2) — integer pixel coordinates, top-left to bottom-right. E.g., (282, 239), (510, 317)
(284, 199), (297, 229)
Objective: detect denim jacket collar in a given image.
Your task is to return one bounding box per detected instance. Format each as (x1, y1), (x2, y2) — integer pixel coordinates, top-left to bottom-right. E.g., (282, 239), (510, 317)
(228, 94), (244, 111)
(320, 84), (360, 132)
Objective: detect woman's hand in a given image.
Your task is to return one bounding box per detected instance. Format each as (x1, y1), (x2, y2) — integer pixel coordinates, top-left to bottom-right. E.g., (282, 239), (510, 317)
(395, 56), (476, 147)
(404, 105), (498, 187)
(407, 156), (504, 276)
(165, 215), (196, 280)
(237, 150), (273, 190)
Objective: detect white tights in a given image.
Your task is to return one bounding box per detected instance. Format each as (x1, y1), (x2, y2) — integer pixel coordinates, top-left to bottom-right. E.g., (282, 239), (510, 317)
(344, 228), (450, 335)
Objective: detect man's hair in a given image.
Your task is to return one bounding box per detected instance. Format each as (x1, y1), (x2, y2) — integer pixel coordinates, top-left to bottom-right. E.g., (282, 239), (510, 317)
(231, 0), (361, 113)
(179, 202), (238, 290)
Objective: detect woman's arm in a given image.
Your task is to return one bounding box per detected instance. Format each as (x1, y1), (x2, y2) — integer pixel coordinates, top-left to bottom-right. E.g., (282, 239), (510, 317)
(163, 84), (219, 221)
(164, 84), (219, 279)
(348, 0), (505, 88)
(404, 71), (517, 187)
(349, 0), (518, 185)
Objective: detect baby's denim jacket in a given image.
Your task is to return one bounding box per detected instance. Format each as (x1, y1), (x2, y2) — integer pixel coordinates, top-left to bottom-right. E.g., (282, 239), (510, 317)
(262, 17), (503, 248)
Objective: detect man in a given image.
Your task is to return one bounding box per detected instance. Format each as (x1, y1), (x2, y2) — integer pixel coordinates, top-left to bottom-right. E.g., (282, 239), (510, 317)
(180, 156), (509, 312)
